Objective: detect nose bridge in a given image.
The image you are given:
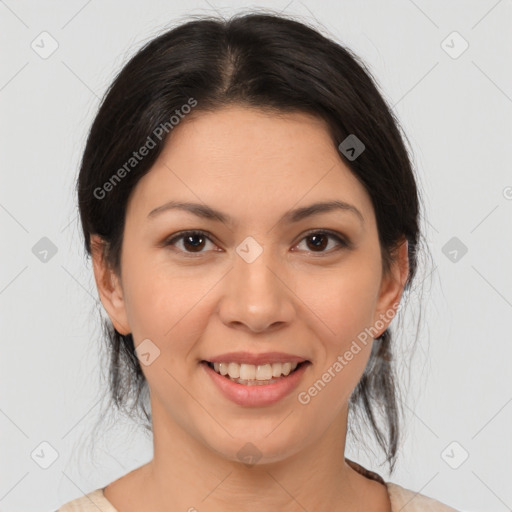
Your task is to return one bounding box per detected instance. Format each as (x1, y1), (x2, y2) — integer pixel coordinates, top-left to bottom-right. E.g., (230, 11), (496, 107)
(219, 236), (294, 332)
(235, 237), (281, 307)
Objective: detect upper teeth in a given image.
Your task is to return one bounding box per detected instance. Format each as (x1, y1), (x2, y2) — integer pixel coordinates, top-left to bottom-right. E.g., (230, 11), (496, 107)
(212, 362), (299, 380)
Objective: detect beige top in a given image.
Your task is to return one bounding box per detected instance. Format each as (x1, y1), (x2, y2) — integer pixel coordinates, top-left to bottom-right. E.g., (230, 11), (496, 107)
(56, 459), (459, 511)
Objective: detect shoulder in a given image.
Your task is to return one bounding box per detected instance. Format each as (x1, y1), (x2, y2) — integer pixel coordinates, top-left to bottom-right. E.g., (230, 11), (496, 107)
(386, 481), (460, 512)
(56, 488), (118, 512)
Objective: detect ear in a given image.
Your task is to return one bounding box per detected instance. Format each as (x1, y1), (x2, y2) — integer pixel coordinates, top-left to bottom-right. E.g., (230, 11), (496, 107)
(372, 237), (409, 337)
(90, 234), (131, 335)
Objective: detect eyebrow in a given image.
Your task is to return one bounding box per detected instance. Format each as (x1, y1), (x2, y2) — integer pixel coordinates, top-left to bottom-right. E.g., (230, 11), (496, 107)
(147, 200), (364, 225)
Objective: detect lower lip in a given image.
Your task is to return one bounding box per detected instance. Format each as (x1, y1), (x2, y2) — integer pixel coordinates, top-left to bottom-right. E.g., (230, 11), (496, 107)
(201, 361), (310, 407)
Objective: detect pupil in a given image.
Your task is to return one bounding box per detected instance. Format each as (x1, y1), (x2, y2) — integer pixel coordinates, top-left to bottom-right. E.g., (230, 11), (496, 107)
(185, 234), (204, 251)
(308, 234), (327, 251)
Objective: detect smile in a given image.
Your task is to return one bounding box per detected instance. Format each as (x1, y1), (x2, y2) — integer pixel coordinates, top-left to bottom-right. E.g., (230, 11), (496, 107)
(206, 361), (301, 384)
(201, 360), (311, 406)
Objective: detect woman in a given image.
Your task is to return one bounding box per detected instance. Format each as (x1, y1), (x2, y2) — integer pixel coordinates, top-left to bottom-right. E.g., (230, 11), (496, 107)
(57, 12), (459, 512)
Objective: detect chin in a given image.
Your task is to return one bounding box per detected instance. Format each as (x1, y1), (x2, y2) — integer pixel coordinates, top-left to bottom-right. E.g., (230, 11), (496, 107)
(200, 428), (305, 468)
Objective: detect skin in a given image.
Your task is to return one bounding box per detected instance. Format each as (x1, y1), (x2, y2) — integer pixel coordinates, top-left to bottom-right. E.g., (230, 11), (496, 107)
(92, 105), (409, 512)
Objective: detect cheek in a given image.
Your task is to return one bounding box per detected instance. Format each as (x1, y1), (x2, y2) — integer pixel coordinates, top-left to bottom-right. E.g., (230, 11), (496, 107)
(121, 255), (215, 348)
(295, 269), (379, 412)
(294, 259), (381, 347)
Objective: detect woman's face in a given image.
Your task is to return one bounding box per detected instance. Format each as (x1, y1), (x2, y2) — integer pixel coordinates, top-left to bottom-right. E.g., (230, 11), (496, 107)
(94, 105), (407, 465)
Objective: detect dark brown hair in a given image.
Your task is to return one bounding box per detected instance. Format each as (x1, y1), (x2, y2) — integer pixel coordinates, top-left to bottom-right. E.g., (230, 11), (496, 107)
(78, 11), (428, 473)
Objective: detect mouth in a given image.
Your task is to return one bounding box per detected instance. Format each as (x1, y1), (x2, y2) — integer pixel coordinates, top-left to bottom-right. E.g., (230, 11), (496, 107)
(201, 360), (309, 386)
(201, 358), (311, 407)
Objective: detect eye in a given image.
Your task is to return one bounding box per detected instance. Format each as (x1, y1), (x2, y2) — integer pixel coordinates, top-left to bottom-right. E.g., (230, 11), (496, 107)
(164, 230), (218, 255)
(163, 229), (351, 256)
(294, 230), (350, 254)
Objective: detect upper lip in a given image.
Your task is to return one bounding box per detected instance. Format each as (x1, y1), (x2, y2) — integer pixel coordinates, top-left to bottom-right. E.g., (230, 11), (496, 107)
(204, 352), (309, 365)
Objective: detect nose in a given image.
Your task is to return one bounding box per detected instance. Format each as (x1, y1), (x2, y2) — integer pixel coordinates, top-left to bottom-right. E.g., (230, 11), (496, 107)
(217, 245), (295, 334)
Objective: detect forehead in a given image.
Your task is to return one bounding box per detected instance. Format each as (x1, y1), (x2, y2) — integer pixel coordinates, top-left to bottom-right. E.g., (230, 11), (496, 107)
(168, 105), (335, 164)
(126, 105), (374, 229)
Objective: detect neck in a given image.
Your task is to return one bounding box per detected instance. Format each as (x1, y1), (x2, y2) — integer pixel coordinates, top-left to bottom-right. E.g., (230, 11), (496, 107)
(139, 398), (370, 512)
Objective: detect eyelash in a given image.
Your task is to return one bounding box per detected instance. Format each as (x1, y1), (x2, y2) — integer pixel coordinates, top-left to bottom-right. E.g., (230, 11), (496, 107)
(163, 229), (351, 257)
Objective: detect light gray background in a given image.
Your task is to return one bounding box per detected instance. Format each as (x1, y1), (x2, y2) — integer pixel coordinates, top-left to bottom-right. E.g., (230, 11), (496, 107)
(1, 1), (511, 511)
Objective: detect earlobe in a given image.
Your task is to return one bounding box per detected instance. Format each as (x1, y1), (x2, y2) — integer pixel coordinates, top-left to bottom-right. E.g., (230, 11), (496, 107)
(90, 234), (131, 335)
(373, 238), (409, 337)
